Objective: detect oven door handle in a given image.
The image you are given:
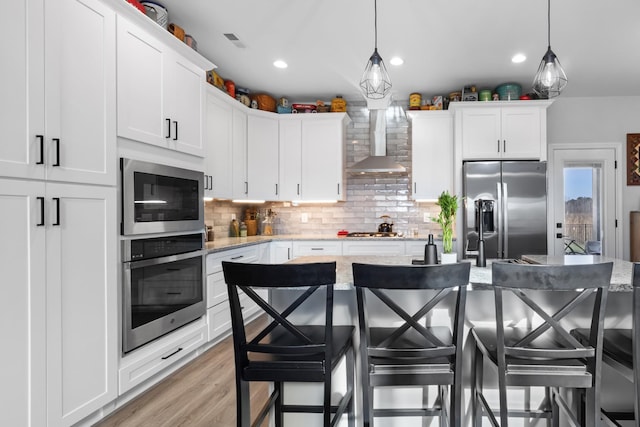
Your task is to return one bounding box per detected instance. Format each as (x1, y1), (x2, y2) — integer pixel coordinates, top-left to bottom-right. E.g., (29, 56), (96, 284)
(124, 249), (206, 269)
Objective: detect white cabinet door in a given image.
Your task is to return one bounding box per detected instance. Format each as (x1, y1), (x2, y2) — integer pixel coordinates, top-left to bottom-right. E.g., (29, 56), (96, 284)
(459, 107), (502, 159)
(44, 0), (116, 185)
(205, 90), (233, 199)
(164, 53), (205, 156)
(1, 0), (115, 186)
(409, 111), (453, 200)
(501, 107), (543, 159)
(301, 116), (346, 201)
(116, 15), (205, 156)
(279, 118), (303, 201)
(270, 241), (294, 263)
(116, 16), (164, 146)
(232, 107), (248, 199)
(45, 183), (117, 427)
(0, 0), (44, 181)
(247, 114), (279, 200)
(205, 88), (248, 199)
(0, 180), (47, 427)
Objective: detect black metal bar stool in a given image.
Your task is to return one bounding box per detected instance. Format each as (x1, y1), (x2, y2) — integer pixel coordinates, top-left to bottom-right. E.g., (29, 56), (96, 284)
(222, 261), (355, 427)
(572, 262), (639, 425)
(352, 262), (470, 427)
(470, 261), (613, 427)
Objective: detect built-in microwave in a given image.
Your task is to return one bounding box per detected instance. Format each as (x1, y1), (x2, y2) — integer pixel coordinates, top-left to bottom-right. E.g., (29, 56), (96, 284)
(121, 158), (204, 235)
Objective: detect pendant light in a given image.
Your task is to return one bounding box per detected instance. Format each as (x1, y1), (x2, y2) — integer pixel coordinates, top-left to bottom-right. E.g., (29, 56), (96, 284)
(532, 0), (567, 98)
(360, 0), (392, 99)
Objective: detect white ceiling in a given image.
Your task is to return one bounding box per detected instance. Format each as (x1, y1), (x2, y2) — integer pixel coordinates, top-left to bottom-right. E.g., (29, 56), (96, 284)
(156, 0), (640, 102)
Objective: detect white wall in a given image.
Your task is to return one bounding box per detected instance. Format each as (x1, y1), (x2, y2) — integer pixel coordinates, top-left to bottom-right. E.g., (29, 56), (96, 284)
(547, 96), (640, 260)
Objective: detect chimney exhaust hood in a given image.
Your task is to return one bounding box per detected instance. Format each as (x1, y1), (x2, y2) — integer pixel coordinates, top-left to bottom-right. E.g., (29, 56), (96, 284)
(347, 107), (406, 175)
(347, 96), (407, 175)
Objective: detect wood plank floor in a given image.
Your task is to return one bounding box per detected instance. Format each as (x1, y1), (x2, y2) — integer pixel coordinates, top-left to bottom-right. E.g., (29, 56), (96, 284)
(95, 318), (268, 427)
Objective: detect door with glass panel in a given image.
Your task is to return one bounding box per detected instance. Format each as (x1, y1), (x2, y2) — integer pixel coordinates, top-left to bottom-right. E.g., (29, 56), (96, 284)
(551, 147), (617, 257)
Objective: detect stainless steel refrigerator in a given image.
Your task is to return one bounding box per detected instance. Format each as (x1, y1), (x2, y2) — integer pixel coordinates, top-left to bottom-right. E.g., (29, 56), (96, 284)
(463, 161), (547, 261)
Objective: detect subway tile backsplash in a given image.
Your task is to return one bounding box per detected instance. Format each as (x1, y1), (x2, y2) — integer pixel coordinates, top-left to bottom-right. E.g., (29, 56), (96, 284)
(205, 100), (445, 239)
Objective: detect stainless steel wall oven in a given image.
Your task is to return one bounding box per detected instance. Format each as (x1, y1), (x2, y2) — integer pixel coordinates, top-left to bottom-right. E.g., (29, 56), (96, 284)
(122, 232), (206, 353)
(120, 158), (204, 236)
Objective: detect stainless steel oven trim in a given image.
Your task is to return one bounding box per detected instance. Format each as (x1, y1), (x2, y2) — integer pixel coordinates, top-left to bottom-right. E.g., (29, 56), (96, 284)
(121, 158), (204, 236)
(122, 248), (206, 354)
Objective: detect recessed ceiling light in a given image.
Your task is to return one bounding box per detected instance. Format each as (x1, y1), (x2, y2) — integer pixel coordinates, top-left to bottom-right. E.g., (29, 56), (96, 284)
(511, 53), (526, 63)
(390, 57), (404, 66)
(273, 60), (288, 69)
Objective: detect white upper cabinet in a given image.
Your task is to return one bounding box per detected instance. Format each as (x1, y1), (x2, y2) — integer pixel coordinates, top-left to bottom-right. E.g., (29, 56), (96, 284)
(116, 14), (211, 156)
(408, 111), (453, 201)
(205, 87), (248, 199)
(247, 113), (280, 200)
(279, 113), (350, 201)
(1, 0), (116, 186)
(451, 100), (552, 161)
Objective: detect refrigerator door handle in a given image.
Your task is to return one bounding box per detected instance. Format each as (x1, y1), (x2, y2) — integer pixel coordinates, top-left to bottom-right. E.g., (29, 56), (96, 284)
(496, 182), (503, 258)
(502, 182), (509, 258)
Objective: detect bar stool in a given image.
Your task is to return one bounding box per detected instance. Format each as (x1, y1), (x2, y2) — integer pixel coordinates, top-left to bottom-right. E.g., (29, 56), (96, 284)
(352, 262), (470, 427)
(470, 261), (613, 427)
(572, 262), (639, 424)
(222, 261), (355, 427)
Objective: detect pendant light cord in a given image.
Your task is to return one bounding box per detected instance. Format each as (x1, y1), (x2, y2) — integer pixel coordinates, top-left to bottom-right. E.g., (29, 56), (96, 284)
(546, 0), (551, 48)
(374, 0), (378, 49)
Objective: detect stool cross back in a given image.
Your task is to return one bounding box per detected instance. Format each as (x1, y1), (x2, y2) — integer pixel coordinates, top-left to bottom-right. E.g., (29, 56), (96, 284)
(572, 262), (640, 423)
(471, 261), (613, 427)
(352, 262), (470, 427)
(222, 261), (355, 427)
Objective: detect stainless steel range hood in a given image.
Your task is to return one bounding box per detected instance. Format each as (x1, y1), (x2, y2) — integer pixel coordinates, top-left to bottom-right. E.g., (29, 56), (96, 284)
(347, 102), (406, 175)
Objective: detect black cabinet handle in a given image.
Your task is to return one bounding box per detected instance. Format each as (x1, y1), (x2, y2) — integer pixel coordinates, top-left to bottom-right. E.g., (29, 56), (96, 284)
(173, 121), (178, 141)
(209, 175), (213, 190)
(37, 197), (45, 226)
(244, 182), (248, 195)
(497, 139), (500, 153)
(337, 183), (340, 195)
(297, 183), (300, 195)
(52, 138), (60, 166)
(503, 140), (506, 152)
(275, 183), (278, 195)
(52, 198), (60, 226)
(165, 118), (171, 139)
(161, 347), (183, 360)
(36, 135), (44, 165)
(230, 255), (244, 260)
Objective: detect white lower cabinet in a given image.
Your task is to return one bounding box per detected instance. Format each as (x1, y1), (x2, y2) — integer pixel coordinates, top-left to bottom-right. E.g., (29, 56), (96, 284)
(118, 320), (207, 394)
(0, 178), (117, 427)
(206, 244), (265, 342)
(292, 240), (343, 257)
(342, 240), (405, 256)
(270, 240), (294, 263)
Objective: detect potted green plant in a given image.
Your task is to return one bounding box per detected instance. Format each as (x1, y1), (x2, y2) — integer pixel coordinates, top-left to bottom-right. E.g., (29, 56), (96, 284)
(436, 190), (459, 263)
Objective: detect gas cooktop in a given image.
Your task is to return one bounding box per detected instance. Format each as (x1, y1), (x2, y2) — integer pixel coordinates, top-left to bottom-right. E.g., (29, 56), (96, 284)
(345, 232), (399, 238)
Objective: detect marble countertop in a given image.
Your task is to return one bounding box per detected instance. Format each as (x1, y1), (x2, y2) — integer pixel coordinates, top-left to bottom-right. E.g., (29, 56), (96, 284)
(288, 255), (634, 292)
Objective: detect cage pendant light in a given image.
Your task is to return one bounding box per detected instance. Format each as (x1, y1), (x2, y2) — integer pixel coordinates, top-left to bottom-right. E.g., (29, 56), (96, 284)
(360, 0), (392, 99)
(532, 0), (567, 98)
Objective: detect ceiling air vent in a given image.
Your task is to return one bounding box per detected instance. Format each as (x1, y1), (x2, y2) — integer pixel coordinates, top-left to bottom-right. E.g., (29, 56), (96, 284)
(223, 33), (246, 49)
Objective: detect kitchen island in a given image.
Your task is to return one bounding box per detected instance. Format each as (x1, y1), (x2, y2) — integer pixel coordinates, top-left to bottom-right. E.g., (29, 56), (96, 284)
(271, 254), (635, 426)
(288, 254), (634, 291)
